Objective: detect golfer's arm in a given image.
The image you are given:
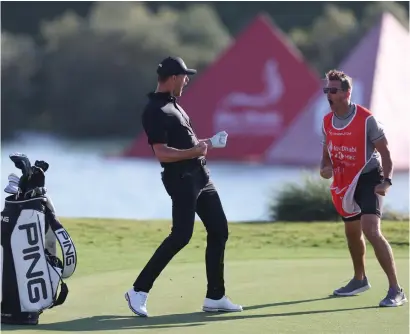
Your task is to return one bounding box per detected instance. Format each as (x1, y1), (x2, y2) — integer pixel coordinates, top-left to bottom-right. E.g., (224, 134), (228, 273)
(199, 138), (212, 147)
(152, 144), (199, 163)
(374, 137), (393, 179)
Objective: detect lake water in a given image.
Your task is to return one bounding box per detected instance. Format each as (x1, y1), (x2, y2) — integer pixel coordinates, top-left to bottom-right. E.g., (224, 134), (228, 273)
(1, 134), (409, 222)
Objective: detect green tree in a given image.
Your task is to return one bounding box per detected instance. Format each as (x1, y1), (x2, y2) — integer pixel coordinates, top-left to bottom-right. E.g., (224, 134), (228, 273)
(1, 32), (40, 140)
(361, 1), (409, 29)
(35, 2), (231, 138)
(289, 4), (360, 75)
(289, 2), (409, 75)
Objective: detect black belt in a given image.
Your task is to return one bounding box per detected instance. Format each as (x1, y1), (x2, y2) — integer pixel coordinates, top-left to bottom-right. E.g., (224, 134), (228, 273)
(162, 158), (207, 177)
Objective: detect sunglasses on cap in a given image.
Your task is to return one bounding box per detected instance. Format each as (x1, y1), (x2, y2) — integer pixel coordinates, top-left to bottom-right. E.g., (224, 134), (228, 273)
(323, 87), (344, 94)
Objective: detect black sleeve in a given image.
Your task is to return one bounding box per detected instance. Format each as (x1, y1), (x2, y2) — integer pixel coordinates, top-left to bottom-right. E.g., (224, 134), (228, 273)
(142, 108), (168, 145)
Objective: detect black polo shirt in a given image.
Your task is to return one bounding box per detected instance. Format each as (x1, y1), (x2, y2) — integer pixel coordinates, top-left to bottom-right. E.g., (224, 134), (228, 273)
(141, 91), (202, 170)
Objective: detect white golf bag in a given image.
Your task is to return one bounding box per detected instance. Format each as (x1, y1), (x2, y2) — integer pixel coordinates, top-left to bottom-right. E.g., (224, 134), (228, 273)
(1, 154), (78, 325)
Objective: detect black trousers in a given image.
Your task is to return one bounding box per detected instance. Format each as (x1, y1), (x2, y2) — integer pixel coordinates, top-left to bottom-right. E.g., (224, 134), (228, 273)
(133, 166), (229, 299)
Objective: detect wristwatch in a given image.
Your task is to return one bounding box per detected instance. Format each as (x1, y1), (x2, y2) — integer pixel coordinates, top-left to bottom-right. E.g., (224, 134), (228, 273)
(384, 178), (392, 186)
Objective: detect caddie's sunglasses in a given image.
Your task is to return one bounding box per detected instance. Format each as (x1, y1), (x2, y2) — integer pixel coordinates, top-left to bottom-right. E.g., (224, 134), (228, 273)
(323, 87), (343, 94)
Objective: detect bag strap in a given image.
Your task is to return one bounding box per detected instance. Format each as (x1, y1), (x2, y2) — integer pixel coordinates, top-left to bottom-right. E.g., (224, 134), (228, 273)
(42, 259), (69, 310)
(47, 211), (78, 279)
(49, 282), (69, 309)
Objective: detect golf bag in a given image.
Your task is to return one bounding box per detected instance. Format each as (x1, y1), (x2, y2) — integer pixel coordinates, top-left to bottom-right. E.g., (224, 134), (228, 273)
(1, 153), (78, 325)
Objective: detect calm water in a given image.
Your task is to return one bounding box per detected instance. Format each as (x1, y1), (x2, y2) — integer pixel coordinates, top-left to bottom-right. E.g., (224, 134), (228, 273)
(1, 135), (409, 222)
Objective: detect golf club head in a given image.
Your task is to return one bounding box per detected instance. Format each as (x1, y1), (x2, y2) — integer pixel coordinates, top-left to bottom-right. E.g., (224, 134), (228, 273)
(4, 173), (20, 194)
(34, 160), (49, 173)
(29, 160), (49, 193)
(8, 153), (47, 197)
(9, 153), (33, 179)
(28, 165), (46, 189)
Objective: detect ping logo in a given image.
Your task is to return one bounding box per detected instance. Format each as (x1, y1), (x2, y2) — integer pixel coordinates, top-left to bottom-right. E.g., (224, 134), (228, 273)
(18, 222), (48, 303)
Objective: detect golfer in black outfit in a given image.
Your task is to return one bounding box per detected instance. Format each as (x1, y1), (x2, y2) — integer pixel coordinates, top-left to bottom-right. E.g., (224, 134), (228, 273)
(125, 56), (243, 317)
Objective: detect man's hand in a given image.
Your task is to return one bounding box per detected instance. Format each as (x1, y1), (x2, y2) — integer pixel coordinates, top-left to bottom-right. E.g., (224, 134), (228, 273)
(320, 144), (333, 179)
(210, 131), (228, 148)
(375, 181), (390, 196)
(194, 142), (208, 157)
(320, 166), (333, 179)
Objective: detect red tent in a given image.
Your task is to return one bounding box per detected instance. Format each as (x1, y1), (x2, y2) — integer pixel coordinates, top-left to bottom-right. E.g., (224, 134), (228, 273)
(121, 13), (321, 163)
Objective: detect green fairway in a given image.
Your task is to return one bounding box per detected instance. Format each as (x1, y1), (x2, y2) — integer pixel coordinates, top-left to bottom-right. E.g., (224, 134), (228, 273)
(2, 218), (409, 333)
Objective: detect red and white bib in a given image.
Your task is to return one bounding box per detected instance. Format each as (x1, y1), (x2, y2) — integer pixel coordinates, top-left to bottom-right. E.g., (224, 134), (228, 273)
(323, 105), (372, 218)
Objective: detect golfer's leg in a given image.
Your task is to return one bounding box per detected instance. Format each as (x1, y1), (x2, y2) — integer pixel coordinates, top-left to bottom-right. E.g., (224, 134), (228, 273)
(133, 192), (197, 293)
(196, 181), (228, 300)
(344, 218), (367, 280)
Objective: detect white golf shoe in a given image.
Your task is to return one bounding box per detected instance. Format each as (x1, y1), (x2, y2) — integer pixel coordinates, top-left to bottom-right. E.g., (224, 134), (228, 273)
(125, 289), (149, 317)
(202, 296), (243, 312)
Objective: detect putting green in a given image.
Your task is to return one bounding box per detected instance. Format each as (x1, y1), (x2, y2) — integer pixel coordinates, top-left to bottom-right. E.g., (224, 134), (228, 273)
(2, 219), (408, 333)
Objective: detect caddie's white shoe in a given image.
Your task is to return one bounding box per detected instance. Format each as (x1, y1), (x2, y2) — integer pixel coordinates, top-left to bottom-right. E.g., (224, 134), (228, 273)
(125, 288), (149, 317)
(202, 296), (243, 312)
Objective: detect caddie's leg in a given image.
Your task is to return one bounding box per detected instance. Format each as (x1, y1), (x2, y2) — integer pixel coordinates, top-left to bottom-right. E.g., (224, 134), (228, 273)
(333, 215), (371, 296)
(357, 169), (406, 307)
(362, 214), (407, 306)
(361, 214), (399, 286)
(361, 214), (407, 306)
(345, 218), (367, 281)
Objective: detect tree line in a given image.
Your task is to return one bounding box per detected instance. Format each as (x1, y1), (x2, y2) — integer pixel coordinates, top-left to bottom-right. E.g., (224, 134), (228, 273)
(1, 1), (408, 141)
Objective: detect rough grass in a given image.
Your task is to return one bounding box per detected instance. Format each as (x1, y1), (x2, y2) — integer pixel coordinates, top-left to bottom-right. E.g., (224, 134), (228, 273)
(56, 218), (409, 276)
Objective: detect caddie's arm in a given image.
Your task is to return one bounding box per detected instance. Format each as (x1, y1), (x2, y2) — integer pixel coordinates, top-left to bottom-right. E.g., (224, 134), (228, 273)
(368, 116), (392, 179)
(320, 145), (333, 179)
(320, 145), (332, 168)
(319, 124), (333, 179)
(374, 137), (393, 180)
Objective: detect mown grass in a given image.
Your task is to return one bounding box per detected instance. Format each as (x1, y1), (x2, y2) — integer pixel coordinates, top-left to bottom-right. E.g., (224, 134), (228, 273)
(2, 218), (408, 334)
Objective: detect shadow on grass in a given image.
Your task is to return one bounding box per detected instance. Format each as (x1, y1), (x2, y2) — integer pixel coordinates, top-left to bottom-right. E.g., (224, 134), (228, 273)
(2, 296), (379, 332)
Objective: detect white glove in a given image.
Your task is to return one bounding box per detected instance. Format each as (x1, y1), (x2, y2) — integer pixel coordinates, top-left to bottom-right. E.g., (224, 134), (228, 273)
(210, 131), (228, 148)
